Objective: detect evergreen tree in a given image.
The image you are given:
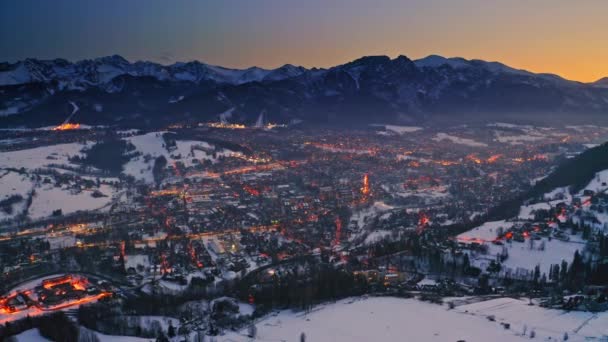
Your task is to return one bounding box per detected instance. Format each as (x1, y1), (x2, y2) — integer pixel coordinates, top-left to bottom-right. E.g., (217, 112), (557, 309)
(560, 260), (569, 283)
(462, 253), (470, 273)
(168, 321), (176, 338)
(551, 264), (560, 283)
(568, 250), (585, 290)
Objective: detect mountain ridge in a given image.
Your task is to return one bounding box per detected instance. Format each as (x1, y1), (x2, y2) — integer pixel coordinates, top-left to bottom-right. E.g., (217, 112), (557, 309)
(1, 54), (608, 127)
(1, 54), (595, 87)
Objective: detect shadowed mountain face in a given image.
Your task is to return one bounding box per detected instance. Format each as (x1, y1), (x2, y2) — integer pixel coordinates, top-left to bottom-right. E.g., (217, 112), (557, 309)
(1, 54), (607, 128)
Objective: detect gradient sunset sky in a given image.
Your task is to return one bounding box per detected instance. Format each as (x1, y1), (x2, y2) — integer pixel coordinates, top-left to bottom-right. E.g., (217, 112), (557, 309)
(1, 0), (606, 82)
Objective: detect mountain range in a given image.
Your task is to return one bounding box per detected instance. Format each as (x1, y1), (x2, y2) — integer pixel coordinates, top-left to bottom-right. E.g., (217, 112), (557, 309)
(1, 54), (607, 127)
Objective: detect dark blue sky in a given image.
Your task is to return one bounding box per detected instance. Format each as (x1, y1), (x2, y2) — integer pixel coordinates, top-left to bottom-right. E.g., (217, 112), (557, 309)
(1, 0), (607, 81)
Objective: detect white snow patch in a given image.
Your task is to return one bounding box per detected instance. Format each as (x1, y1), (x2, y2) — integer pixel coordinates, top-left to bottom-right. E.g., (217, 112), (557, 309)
(433, 133), (488, 147)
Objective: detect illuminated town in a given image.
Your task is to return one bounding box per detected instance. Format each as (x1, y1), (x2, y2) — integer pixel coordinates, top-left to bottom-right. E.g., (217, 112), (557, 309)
(5, 0), (608, 338)
(3, 120), (608, 340)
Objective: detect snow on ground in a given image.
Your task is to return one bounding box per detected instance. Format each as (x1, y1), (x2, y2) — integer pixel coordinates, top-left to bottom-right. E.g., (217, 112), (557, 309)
(363, 230), (392, 245)
(94, 331), (152, 342)
(224, 296), (523, 342)
(11, 297), (608, 341)
(136, 315), (180, 332)
(5, 273), (67, 295)
(487, 123), (528, 129)
(237, 302), (255, 316)
(433, 133), (488, 147)
(517, 202), (552, 220)
(580, 169), (608, 194)
(348, 201), (395, 233)
(455, 297), (608, 341)
(0, 142), (87, 170)
(12, 328), (52, 342)
(395, 154), (431, 163)
(457, 220), (507, 242)
(0, 171), (34, 198)
(0, 142), (122, 221)
(27, 183), (115, 219)
(395, 185), (450, 200)
(0, 171), (34, 220)
(46, 235), (77, 249)
(494, 132), (545, 145)
(168, 95), (184, 103)
(125, 254), (151, 272)
(219, 107), (235, 123)
(0, 274), (112, 325)
(417, 278), (438, 286)
(543, 186), (571, 201)
(491, 236), (584, 276)
(382, 125), (423, 134)
(461, 178), (603, 276)
(10, 328), (150, 342)
(461, 220), (585, 276)
(123, 132), (236, 182)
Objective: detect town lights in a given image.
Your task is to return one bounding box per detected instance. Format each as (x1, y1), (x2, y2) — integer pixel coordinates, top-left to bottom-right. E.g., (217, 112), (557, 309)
(52, 123), (81, 130)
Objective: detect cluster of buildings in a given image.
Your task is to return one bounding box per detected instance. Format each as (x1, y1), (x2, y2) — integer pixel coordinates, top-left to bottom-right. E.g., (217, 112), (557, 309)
(2, 123), (608, 312)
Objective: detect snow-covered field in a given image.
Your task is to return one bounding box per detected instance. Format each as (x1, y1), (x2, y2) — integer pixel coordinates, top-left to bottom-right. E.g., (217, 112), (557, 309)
(9, 296), (608, 341)
(494, 132), (545, 145)
(457, 220), (507, 242)
(12, 328), (52, 342)
(381, 124), (423, 134)
(27, 183), (116, 219)
(455, 297), (608, 341)
(12, 328), (152, 342)
(94, 332), (152, 342)
(0, 171), (34, 220)
(224, 297), (525, 341)
(123, 132), (236, 182)
(488, 123), (592, 146)
(223, 296), (608, 341)
(0, 142), (121, 222)
(433, 133), (488, 147)
(487, 236), (584, 276)
(0, 142), (87, 170)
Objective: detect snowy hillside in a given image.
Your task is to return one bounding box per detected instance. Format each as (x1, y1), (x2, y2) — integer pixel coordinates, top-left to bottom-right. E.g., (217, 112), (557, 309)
(458, 166), (608, 278)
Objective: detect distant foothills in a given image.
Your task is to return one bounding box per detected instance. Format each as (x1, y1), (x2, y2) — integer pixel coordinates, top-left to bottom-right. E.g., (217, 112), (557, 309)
(1, 54), (608, 128)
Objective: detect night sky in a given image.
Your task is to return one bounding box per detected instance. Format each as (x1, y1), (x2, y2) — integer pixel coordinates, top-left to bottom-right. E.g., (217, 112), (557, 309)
(1, 0), (607, 82)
